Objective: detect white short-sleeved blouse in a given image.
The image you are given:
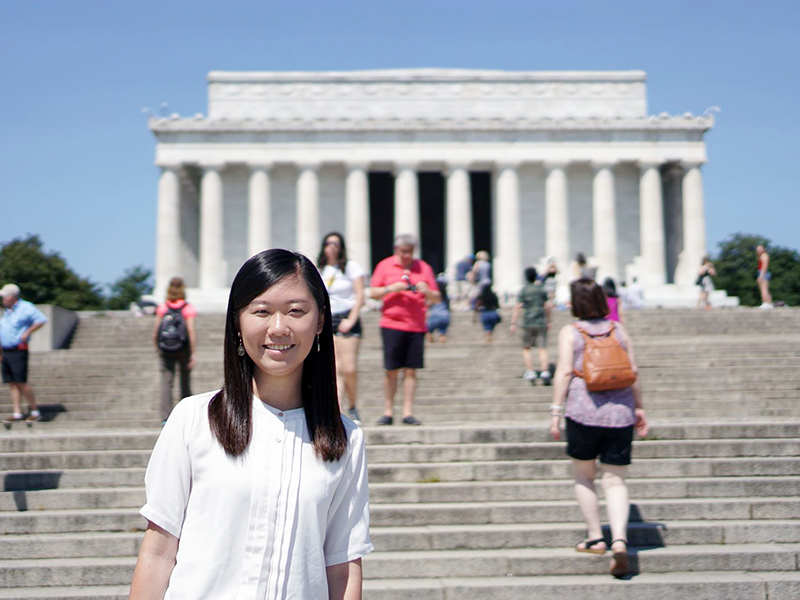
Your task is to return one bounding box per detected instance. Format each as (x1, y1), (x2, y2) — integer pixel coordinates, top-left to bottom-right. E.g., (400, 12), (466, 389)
(140, 391), (373, 599)
(320, 261), (366, 316)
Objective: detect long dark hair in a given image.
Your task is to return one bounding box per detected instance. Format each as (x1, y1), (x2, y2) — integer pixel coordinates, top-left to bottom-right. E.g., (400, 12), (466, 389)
(317, 232), (348, 273)
(602, 277), (619, 299)
(208, 249), (346, 462)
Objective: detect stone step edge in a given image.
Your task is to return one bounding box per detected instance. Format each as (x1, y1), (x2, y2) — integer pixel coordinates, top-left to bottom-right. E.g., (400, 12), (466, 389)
(0, 543), (796, 568)
(1, 497), (796, 519)
(0, 572), (798, 600)
(3, 518), (798, 541)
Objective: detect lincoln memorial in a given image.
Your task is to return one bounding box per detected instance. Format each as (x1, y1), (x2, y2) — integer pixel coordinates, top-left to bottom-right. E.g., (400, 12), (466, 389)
(150, 69), (715, 308)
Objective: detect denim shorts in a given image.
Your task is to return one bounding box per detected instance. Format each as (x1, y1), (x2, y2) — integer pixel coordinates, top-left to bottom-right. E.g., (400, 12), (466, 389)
(480, 310), (501, 332)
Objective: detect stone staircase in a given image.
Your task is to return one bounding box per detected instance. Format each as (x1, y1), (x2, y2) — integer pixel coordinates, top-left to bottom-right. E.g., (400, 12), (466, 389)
(1, 308), (799, 598)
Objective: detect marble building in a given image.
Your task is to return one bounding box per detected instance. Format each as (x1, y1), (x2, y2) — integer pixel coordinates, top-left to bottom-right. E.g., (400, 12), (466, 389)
(150, 69), (716, 309)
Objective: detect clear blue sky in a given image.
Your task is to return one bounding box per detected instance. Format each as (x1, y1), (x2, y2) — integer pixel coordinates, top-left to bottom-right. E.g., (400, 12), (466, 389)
(1, 0), (797, 288)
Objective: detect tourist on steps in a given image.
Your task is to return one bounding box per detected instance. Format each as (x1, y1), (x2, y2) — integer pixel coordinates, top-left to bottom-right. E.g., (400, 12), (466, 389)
(130, 249), (373, 599)
(426, 274), (451, 344)
(756, 245), (773, 309)
(696, 257), (716, 310)
(0, 283), (47, 423)
(369, 234), (440, 426)
(510, 267), (551, 383)
(603, 278), (625, 326)
(317, 232), (366, 425)
(153, 277), (196, 423)
(474, 283), (502, 343)
(549, 278), (648, 578)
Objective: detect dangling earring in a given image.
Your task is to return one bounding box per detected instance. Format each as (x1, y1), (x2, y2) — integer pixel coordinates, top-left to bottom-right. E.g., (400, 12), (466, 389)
(316, 334), (321, 353)
(237, 337), (245, 357)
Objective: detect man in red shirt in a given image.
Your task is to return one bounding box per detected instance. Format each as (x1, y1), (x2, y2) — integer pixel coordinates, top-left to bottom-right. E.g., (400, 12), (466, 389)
(370, 234), (440, 425)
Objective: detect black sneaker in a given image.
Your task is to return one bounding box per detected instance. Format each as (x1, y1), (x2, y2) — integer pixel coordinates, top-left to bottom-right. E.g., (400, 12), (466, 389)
(401, 415), (422, 426)
(375, 415), (393, 426)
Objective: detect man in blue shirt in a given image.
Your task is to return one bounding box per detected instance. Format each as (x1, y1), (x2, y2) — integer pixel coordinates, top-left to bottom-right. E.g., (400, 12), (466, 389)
(1, 284), (48, 422)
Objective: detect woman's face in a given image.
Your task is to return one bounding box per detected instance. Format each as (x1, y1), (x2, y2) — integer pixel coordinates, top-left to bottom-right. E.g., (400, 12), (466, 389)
(238, 275), (323, 382)
(323, 236), (342, 265)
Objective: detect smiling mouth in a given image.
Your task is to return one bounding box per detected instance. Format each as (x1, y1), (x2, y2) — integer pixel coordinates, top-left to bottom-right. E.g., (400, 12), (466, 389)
(264, 343), (295, 351)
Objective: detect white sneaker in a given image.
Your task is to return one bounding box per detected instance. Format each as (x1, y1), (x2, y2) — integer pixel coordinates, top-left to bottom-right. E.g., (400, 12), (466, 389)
(540, 370), (551, 380)
(523, 371), (537, 381)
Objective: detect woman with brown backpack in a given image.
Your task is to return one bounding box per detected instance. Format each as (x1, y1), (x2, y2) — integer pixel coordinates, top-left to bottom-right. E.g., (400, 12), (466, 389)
(549, 278), (647, 578)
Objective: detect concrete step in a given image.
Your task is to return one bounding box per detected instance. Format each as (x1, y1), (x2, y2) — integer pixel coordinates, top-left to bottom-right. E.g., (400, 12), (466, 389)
(370, 497), (800, 527)
(358, 572), (800, 600)
(4, 474), (799, 514)
(370, 476), (800, 503)
(368, 457), (800, 483)
(0, 532), (142, 560)
(370, 520), (800, 552)
(1, 572), (799, 600)
(0, 508), (143, 535)
(0, 421), (796, 453)
(2, 443), (799, 473)
(2, 520), (800, 563)
(1, 544), (798, 588)
(0, 487), (144, 512)
(0, 468), (145, 491)
(360, 544), (800, 579)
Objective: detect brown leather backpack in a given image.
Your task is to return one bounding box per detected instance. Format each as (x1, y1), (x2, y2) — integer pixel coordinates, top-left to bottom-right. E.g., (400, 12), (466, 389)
(573, 323), (637, 392)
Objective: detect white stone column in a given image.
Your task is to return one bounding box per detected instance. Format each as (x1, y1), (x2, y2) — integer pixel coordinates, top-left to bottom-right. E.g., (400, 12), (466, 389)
(394, 165), (419, 241)
(199, 164), (225, 289)
(545, 162), (570, 277)
(445, 165), (473, 273)
(345, 164), (371, 271)
(296, 164), (320, 258)
(637, 162), (667, 286)
(494, 164), (522, 294)
(155, 166), (182, 297)
(247, 164), (272, 257)
(592, 162), (619, 281)
(675, 162), (707, 286)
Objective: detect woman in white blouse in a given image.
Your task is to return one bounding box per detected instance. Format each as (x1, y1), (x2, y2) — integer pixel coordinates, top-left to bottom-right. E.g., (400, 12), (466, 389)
(317, 232), (366, 425)
(129, 249), (373, 600)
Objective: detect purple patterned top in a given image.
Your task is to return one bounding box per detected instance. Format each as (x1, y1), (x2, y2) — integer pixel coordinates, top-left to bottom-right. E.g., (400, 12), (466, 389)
(564, 319), (636, 428)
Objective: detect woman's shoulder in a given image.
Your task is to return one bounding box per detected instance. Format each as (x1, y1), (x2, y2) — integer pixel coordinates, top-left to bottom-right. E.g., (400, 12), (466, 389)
(169, 391), (217, 422)
(345, 260), (366, 278)
(340, 416), (366, 455)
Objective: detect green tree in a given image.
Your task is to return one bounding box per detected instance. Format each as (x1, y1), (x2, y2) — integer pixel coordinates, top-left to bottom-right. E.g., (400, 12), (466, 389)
(713, 233), (800, 307)
(106, 265), (153, 310)
(0, 235), (105, 310)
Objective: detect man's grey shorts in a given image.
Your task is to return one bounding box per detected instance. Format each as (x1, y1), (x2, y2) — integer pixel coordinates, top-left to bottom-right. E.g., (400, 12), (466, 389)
(520, 326), (547, 349)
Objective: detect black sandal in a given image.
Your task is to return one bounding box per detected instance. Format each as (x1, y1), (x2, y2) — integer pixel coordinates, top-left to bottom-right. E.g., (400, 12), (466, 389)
(610, 539), (629, 578)
(575, 537), (607, 555)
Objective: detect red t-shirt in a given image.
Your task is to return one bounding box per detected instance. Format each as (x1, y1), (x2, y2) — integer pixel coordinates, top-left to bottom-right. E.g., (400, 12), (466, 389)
(371, 257), (439, 332)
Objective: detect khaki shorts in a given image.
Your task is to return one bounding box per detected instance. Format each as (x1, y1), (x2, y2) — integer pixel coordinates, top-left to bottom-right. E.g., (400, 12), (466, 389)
(520, 326), (547, 349)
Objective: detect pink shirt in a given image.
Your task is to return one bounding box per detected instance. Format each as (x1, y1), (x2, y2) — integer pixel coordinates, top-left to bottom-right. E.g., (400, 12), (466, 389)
(371, 257), (438, 332)
(156, 300), (197, 320)
(606, 297), (620, 322)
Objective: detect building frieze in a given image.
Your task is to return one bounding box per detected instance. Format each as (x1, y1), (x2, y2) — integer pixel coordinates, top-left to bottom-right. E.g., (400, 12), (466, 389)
(150, 113), (713, 135)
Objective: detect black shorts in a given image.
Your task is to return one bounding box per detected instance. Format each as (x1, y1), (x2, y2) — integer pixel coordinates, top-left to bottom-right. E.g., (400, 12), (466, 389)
(1, 349), (29, 384)
(565, 417), (633, 466)
(331, 312), (362, 337)
(381, 328), (425, 371)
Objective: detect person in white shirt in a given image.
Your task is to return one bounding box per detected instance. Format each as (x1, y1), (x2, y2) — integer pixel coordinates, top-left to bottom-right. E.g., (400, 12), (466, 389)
(130, 249), (373, 600)
(317, 232), (366, 425)
(625, 277), (644, 309)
